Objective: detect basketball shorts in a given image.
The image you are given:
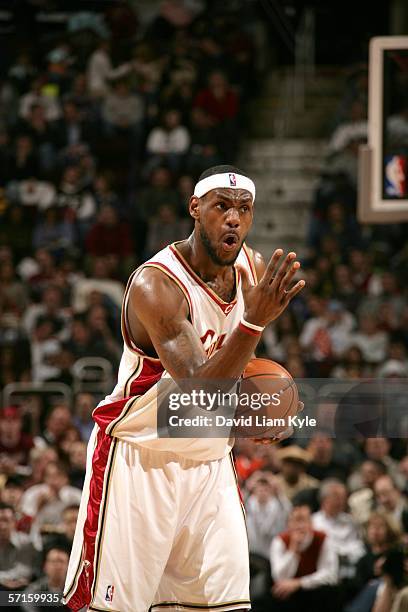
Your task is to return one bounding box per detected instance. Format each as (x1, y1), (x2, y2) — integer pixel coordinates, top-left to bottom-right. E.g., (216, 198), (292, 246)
(63, 395), (251, 612)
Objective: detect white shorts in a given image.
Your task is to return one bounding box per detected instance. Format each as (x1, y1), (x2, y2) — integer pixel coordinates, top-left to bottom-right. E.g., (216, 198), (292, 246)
(63, 424), (251, 612)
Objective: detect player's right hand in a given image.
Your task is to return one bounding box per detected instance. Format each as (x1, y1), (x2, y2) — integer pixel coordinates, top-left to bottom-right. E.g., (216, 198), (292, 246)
(239, 249), (305, 327)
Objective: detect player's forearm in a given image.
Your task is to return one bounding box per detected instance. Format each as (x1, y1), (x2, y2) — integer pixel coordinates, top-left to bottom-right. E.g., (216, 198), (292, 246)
(188, 326), (261, 380)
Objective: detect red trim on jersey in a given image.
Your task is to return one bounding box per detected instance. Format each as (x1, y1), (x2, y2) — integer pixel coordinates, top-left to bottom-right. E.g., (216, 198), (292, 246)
(92, 359), (164, 432)
(64, 429), (114, 611)
(169, 243), (239, 315)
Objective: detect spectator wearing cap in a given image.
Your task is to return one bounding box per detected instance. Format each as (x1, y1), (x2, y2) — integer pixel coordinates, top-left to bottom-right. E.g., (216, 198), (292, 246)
(312, 479), (364, 580)
(20, 462), (81, 549)
(270, 504), (338, 610)
(0, 406), (34, 477)
(0, 502), (38, 591)
(275, 446), (319, 502)
(246, 471), (291, 559)
(21, 545), (70, 612)
(374, 475), (408, 533)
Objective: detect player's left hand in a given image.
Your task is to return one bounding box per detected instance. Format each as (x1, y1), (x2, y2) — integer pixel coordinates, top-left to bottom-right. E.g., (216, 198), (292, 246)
(252, 401), (304, 444)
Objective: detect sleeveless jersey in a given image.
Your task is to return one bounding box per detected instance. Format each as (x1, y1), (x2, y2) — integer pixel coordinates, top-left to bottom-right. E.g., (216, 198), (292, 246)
(100, 241), (258, 406)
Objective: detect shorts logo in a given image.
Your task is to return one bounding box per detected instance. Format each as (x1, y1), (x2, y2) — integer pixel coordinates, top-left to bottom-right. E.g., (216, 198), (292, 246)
(229, 173), (236, 186)
(105, 585), (114, 602)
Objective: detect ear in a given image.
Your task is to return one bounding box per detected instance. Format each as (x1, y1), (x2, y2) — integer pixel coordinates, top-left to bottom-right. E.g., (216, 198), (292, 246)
(189, 195), (200, 221)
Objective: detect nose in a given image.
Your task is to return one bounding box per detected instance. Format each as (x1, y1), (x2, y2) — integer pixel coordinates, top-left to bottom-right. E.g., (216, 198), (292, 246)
(225, 208), (240, 228)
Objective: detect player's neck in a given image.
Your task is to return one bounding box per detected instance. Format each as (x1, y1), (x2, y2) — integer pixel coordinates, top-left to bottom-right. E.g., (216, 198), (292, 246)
(179, 235), (234, 283)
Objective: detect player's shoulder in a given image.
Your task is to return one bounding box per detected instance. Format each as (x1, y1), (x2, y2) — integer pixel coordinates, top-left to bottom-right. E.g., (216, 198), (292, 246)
(129, 264), (188, 314)
(243, 244), (266, 280)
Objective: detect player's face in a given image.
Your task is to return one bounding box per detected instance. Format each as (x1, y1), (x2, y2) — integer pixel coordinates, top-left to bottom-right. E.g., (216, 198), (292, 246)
(193, 188), (254, 266)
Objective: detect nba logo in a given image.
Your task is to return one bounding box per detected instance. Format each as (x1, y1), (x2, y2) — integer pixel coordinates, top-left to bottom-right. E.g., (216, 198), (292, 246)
(385, 155), (407, 197)
(229, 173), (236, 186)
(105, 585), (114, 602)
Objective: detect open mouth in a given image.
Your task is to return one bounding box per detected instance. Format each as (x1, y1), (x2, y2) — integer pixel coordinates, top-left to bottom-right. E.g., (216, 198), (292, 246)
(222, 233), (239, 251)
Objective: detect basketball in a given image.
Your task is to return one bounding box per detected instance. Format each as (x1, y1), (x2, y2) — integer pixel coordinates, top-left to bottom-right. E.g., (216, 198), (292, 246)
(236, 358), (299, 438)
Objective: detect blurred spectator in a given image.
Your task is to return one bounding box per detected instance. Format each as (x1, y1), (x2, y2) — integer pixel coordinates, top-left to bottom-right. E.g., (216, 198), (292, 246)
(306, 433), (349, 481)
(0, 260), (28, 323)
(374, 475), (408, 532)
(0, 406), (34, 477)
(85, 204), (135, 276)
(270, 504), (338, 610)
(136, 165), (179, 221)
(32, 208), (76, 254)
(54, 100), (96, 155)
(16, 179), (56, 210)
(0, 502), (37, 590)
(312, 479), (364, 579)
(17, 103), (56, 174)
(101, 79), (144, 139)
(73, 392), (95, 442)
(186, 107), (222, 176)
(9, 135), (39, 181)
(194, 70), (239, 125)
(61, 505), (79, 545)
(86, 39), (132, 98)
(23, 285), (70, 342)
(35, 405), (72, 449)
(66, 441), (87, 490)
(146, 109), (190, 171)
(55, 165), (97, 239)
(145, 203), (191, 258)
(72, 257), (124, 312)
(21, 545), (70, 612)
(350, 314), (389, 365)
(346, 512), (401, 612)
(30, 317), (62, 382)
(275, 446), (319, 502)
(246, 471), (291, 559)
(19, 77), (61, 122)
(348, 460), (388, 525)
(21, 462), (82, 548)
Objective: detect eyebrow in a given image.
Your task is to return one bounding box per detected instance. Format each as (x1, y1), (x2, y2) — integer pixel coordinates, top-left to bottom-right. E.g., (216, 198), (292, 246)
(212, 190), (253, 202)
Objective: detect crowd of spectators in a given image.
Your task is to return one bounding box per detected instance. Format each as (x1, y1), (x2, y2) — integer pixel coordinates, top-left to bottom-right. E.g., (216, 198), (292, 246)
(1, 3), (408, 612)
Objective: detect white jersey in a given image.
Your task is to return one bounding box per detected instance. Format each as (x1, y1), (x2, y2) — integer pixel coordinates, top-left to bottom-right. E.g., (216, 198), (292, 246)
(104, 240), (258, 404)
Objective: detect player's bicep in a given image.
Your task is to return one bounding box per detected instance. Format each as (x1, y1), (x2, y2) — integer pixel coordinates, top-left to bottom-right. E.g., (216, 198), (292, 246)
(129, 269), (207, 378)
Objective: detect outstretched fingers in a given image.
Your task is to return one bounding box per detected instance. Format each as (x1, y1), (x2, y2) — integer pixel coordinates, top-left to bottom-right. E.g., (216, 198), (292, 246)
(270, 252), (297, 289)
(260, 249), (284, 285)
(282, 279), (305, 303)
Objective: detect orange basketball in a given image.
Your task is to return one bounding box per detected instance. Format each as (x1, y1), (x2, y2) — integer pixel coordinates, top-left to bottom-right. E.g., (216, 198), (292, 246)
(235, 358), (299, 438)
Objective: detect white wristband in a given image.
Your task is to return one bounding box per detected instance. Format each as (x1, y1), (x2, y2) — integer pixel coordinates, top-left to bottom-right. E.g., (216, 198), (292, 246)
(240, 316), (265, 332)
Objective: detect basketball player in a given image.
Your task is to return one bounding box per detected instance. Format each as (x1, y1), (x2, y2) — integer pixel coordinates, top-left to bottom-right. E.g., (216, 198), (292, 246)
(63, 165), (305, 612)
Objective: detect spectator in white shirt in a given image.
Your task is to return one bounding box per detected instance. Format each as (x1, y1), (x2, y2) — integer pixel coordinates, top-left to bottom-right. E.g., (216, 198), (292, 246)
(21, 461), (82, 550)
(350, 314), (388, 364)
(87, 39), (132, 98)
(270, 504), (338, 610)
(102, 79), (144, 136)
(312, 479), (364, 579)
(146, 109), (190, 172)
(246, 471), (291, 559)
